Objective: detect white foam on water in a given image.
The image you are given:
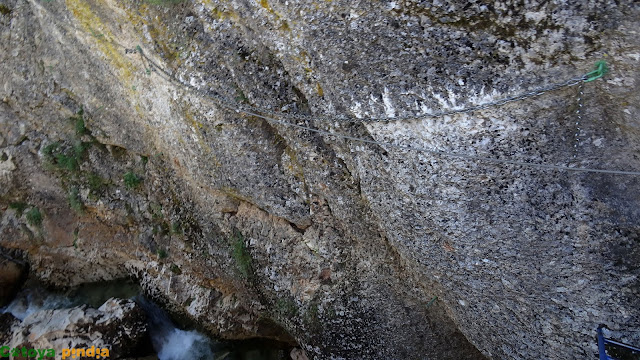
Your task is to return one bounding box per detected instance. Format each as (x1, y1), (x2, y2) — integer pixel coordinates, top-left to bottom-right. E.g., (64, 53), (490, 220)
(156, 328), (215, 360)
(2, 289), (73, 321)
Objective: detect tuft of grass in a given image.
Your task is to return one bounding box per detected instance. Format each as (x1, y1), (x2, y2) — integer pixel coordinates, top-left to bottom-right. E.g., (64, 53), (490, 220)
(123, 172), (142, 189)
(169, 263), (182, 275)
(150, 203), (163, 220)
(42, 141), (87, 173)
(73, 116), (87, 136)
(68, 187), (84, 214)
(9, 202), (28, 217)
(0, 4), (12, 16)
(153, 222), (170, 236)
(171, 221), (182, 235)
(231, 231), (252, 279)
(86, 173), (106, 193)
(42, 142), (60, 163)
(56, 153), (78, 172)
(275, 298), (298, 317)
(73, 140), (90, 158)
(157, 248), (168, 259)
(26, 207), (42, 227)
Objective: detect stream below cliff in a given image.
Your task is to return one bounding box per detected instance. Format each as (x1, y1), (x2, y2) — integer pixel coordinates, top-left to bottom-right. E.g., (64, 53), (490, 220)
(1, 280), (290, 360)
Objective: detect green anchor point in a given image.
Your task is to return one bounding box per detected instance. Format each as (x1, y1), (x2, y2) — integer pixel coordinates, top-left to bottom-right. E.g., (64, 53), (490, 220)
(584, 60), (608, 82)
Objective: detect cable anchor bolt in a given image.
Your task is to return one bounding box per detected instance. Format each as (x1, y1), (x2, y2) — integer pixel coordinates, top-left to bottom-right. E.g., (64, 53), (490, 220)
(584, 60), (608, 82)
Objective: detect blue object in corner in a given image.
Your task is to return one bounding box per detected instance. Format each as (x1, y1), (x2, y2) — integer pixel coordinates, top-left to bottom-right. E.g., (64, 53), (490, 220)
(597, 325), (640, 360)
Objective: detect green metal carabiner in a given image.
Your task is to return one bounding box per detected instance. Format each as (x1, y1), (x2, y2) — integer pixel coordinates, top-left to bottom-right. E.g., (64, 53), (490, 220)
(584, 60), (608, 82)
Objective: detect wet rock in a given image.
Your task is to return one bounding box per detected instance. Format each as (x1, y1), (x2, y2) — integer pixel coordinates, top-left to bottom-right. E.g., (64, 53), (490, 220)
(0, 257), (27, 307)
(0, 313), (18, 344)
(8, 298), (149, 359)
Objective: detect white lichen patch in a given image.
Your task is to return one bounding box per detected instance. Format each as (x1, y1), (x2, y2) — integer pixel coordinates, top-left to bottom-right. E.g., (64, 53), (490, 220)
(350, 101), (364, 119)
(382, 88), (395, 117)
(0, 154), (16, 181)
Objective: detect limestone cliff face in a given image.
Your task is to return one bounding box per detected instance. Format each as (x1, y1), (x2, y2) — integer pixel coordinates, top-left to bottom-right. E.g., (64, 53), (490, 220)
(1, 0), (639, 358)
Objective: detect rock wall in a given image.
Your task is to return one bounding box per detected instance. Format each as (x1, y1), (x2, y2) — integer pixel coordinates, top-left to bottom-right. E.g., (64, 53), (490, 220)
(1, 0), (639, 358)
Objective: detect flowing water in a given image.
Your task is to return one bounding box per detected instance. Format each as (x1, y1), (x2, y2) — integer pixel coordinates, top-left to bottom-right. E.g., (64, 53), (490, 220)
(2, 280), (291, 360)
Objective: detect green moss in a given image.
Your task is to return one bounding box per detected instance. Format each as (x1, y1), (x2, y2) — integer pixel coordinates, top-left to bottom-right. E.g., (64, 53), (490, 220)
(73, 140), (90, 158)
(74, 116), (87, 136)
(86, 173), (106, 193)
(145, 0), (185, 5)
(42, 142), (60, 163)
(0, 4), (11, 16)
(150, 203), (163, 220)
(304, 302), (320, 329)
(171, 221), (182, 235)
(157, 248), (168, 259)
(26, 207), (42, 227)
(169, 263), (182, 275)
(68, 187), (84, 214)
(231, 231), (252, 279)
(159, 222), (170, 235)
(123, 171), (142, 189)
(234, 85), (249, 104)
(275, 298), (298, 317)
(9, 202), (28, 217)
(42, 139), (89, 174)
(56, 153), (79, 172)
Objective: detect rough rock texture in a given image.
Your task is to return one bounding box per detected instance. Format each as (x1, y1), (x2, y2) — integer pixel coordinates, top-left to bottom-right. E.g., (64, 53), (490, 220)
(1, 0), (639, 359)
(0, 313), (19, 345)
(7, 298), (149, 359)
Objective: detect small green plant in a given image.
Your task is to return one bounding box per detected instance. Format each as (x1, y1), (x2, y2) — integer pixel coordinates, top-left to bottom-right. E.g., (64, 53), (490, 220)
(141, 155), (148, 165)
(150, 203), (163, 220)
(169, 263), (182, 275)
(73, 140), (90, 158)
(231, 231), (252, 279)
(9, 202), (28, 217)
(275, 298), (298, 317)
(153, 222), (170, 236)
(73, 115), (87, 136)
(304, 302), (320, 329)
(42, 141), (87, 173)
(123, 172), (142, 189)
(171, 221), (182, 235)
(42, 142), (60, 163)
(56, 152), (79, 172)
(234, 86), (249, 104)
(86, 173), (106, 193)
(68, 187), (84, 214)
(0, 4), (12, 16)
(26, 207), (42, 227)
(157, 248), (168, 259)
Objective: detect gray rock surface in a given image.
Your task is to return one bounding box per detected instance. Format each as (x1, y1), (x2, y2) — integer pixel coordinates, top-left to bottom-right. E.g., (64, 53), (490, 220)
(6, 298), (148, 359)
(0, 0), (639, 358)
(0, 313), (18, 345)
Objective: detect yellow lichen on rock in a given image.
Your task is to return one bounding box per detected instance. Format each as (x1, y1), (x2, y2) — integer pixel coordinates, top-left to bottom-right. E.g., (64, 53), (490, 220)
(65, 0), (135, 84)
